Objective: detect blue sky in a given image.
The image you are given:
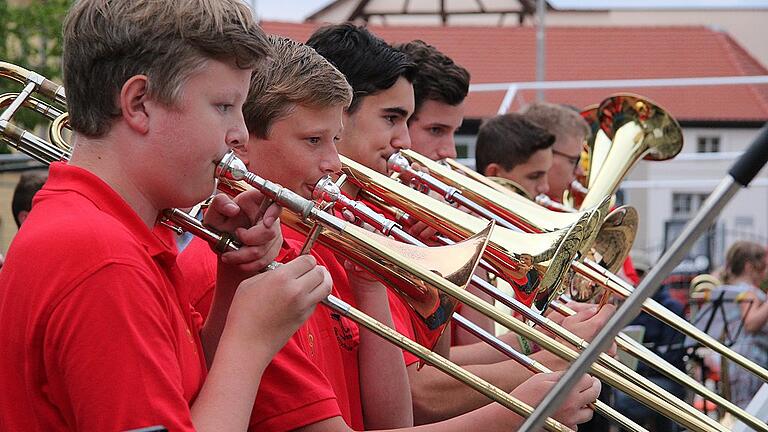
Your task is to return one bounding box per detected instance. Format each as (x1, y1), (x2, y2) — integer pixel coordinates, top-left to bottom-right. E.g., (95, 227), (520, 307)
(255, 0), (768, 22)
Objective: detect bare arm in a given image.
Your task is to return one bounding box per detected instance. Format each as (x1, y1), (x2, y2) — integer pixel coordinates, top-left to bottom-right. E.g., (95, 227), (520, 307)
(192, 257), (332, 431)
(452, 281), (497, 346)
(741, 292), (768, 333)
(191, 192), (333, 430)
(197, 192), (283, 366)
(192, 318), (275, 431)
(407, 358), (534, 424)
(351, 269), (414, 429)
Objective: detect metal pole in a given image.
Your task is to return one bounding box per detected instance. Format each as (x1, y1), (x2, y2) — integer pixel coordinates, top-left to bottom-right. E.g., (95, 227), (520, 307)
(535, 0), (546, 101)
(519, 124), (768, 432)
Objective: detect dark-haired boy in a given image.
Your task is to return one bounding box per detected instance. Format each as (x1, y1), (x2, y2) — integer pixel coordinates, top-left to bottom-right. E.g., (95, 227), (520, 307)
(476, 112), (555, 198)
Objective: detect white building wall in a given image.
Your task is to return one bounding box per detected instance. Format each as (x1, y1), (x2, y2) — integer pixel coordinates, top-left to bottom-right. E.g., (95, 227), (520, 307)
(623, 126), (768, 270)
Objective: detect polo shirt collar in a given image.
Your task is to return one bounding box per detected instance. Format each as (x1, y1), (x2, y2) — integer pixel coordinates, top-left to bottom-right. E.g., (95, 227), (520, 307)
(42, 162), (177, 261)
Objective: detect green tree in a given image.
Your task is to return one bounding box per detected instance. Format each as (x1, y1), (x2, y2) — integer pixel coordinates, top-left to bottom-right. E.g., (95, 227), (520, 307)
(1, 0), (72, 153)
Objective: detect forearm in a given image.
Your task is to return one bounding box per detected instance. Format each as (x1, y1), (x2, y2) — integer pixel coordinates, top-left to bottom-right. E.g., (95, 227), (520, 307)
(416, 401), (527, 432)
(200, 262), (242, 367)
(191, 330), (272, 432)
(452, 284), (496, 346)
(744, 300), (768, 333)
(450, 331), (522, 365)
(408, 359), (533, 424)
(355, 283), (414, 429)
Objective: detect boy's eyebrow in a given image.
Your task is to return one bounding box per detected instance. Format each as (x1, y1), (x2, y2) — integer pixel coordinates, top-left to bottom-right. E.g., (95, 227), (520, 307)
(382, 107), (409, 118)
(302, 127), (333, 135)
(216, 89), (243, 100)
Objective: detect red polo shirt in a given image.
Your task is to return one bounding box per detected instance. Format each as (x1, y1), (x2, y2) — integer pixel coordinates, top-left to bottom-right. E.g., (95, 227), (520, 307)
(180, 226), (364, 431)
(0, 163), (206, 431)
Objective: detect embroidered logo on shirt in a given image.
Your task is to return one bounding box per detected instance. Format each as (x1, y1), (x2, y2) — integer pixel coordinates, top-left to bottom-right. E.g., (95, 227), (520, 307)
(330, 313), (357, 351)
(307, 331), (315, 358)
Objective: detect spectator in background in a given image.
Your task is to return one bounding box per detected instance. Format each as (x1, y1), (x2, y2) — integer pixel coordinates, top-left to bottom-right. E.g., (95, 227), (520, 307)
(12, 170), (48, 228)
(717, 241), (768, 408)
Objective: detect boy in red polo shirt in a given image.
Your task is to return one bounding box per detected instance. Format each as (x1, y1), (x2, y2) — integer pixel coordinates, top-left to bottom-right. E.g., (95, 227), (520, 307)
(0, 1), (331, 431)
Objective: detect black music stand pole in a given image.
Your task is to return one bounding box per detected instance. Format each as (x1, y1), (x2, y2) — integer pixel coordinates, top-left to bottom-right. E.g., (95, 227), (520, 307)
(520, 124), (768, 432)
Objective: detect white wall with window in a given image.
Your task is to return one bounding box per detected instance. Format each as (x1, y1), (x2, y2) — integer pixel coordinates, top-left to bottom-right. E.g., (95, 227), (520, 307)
(623, 126), (768, 270)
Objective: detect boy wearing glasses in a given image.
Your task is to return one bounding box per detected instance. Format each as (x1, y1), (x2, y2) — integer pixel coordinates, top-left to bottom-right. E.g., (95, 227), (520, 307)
(521, 102), (590, 204)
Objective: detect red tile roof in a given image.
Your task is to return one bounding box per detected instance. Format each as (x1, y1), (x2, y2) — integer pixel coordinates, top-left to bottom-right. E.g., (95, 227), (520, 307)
(260, 21), (768, 122)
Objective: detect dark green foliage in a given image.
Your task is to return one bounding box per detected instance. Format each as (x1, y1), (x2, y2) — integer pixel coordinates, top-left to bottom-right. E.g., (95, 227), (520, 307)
(0, 0), (72, 153)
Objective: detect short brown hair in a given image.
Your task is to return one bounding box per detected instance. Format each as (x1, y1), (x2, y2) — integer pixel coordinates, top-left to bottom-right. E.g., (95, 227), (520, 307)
(244, 36), (352, 139)
(12, 171), (48, 228)
(475, 113), (554, 175)
(725, 241), (766, 281)
(395, 40), (470, 115)
(63, 0), (270, 137)
(522, 102), (590, 145)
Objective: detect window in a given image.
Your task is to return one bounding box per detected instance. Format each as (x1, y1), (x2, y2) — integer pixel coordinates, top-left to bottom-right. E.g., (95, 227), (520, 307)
(454, 135), (475, 161)
(455, 144), (469, 159)
(696, 136), (720, 153)
(672, 193), (709, 218)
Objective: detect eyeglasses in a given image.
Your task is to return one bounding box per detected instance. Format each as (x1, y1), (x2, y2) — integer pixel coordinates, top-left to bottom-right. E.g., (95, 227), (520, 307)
(552, 149), (581, 170)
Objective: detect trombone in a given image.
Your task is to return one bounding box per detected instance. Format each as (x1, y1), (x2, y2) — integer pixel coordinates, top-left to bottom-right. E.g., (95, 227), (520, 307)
(365, 155), (763, 429)
(0, 62), (575, 431)
(344, 155), (605, 315)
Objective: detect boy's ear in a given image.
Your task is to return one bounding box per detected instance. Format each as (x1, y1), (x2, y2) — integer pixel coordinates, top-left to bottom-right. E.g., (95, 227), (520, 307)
(483, 163), (501, 177)
(120, 75), (150, 134)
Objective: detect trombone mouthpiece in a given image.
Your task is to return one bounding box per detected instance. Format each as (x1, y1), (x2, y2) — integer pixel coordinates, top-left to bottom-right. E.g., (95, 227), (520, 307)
(312, 176), (341, 204)
(387, 152), (411, 174)
(215, 151), (249, 181)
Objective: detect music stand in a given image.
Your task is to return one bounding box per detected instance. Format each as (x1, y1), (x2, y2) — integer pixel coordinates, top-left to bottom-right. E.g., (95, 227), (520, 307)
(688, 288), (755, 416)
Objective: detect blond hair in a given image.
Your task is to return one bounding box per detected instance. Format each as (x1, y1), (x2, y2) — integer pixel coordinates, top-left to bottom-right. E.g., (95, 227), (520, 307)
(244, 36), (352, 139)
(63, 0), (270, 137)
(522, 102), (590, 145)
